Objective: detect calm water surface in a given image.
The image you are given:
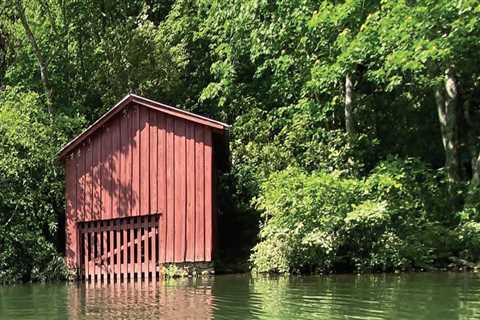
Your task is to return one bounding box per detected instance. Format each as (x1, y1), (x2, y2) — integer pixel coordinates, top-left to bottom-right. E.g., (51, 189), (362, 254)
(0, 273), (479, 319)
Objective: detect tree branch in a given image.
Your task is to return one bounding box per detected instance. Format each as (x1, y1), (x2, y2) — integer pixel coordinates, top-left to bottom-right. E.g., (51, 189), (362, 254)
(15, 0), (53, 112)
(345, 73), (354, 135)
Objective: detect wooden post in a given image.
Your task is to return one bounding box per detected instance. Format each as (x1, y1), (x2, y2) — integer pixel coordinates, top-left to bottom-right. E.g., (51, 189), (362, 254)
(96, 221), (101, 282)
(116, 220), (121, 281)
(123, 219), (128, 280)
(83, 226), (88, 281)
(143, 216), (150, 280)
(85, 224), (90, 282)
(90, 224), (95, 281)
(130, 217), (135, 281)
(137, 218), (142, 280)
(102, 222), (107, 282)
(109, 220), (114, 283)
(151, 216), (157, 281)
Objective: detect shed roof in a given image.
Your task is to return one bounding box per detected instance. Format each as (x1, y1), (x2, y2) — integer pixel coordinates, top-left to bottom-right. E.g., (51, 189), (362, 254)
(58, 94), (230, 160)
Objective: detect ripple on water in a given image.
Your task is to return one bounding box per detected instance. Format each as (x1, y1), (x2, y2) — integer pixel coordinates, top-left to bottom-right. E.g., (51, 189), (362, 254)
(0, 273), (479, 320)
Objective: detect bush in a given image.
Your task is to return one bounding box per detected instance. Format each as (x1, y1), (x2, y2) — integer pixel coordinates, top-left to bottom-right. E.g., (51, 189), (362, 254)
(250, 167), (360, 273)
(455, 189), (480, 261)
(0, 88), (75, 283)
(251, 157), (452, 273)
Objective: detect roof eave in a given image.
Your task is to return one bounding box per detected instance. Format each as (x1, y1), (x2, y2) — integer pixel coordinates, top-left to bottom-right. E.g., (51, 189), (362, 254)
(57, 94), (230, 160)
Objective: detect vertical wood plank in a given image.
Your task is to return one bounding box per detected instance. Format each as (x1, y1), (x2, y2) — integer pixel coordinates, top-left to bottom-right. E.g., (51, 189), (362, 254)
(102, 127), (112, 220)
(143, 216), (150, 279)
(151, 216), (157, 281)
(85, 142), (93, 221)
(132, 105), (140, 216)
(137, 218), (142, 280)
(149, 110), (158, 214)
(78, 226), (83, 279)
(165, 116), (175, 262)
(186, 123), (195, 261)
(115, 220), (121, 281)
(194, 126), (205, 261)
(97, 221), (101, 281)
(112, 118), (121, 219)
(130, 218), (135, 280)
(92, 224), (97, 280)
(120, 111), (129, 218)
(126, 110), (132, 217)
(85, 224), (89, 280)
(84, 226), (89, 281)
(204, 128), (213, 262)
(140, 107), (150, 215)
(102, 222), (108, 281)
(90, 225), (95, 280)
(99, 129), (106, 220)
(92, 136), (101, 220)
(109, 220), (114, 283)
(174, 118), (186, 262)
(65, 156), (78, 269)
(76, 150), (84, 222)
(123, 220), (128, 279)
(157, 113), (167, 263)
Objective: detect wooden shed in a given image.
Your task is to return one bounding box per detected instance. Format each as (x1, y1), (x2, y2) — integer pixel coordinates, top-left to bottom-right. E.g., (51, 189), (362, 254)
(58, 94), (229, 281)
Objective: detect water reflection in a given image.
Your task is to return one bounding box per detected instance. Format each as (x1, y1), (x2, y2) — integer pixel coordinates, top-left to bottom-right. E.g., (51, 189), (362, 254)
(0, 273), (479, 320)
(237, 273), (480, 320)
(69, 279), (213, 320)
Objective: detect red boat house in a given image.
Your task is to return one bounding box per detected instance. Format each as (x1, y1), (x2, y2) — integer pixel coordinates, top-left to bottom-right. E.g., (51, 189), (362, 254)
(58, 94), (229, 281)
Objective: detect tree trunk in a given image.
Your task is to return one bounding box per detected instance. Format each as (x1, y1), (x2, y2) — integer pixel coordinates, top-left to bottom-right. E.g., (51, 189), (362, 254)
(345, 73), (354, 134)
(15, 0), (53, 112)
(472, 153), (480, 186)
(435, 67), (461, 184)
(464, 99), (480, 186)
(0, 30), (7, 90)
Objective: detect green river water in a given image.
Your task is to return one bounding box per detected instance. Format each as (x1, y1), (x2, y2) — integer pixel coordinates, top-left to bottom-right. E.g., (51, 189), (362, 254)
(0, 273), (479, 319)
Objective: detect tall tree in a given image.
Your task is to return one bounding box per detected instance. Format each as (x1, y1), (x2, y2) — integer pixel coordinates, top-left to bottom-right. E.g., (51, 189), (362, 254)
(344, 73), (354, 134)
(15, 0), (53, 111)
(435, 67), (461, 183)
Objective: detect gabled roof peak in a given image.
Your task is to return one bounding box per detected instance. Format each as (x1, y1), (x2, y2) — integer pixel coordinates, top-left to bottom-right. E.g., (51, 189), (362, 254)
(58, 94), (230, 160)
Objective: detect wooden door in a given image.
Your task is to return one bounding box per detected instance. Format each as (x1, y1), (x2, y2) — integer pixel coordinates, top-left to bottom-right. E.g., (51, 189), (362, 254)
(78, 214), (160, 282)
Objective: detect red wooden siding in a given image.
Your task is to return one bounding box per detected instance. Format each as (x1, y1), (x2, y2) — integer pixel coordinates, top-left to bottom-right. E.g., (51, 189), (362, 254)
(204, 130), (213, 261)
(186, 124), (195, 261)
(174, 118), (186, 262)
(158, 113), (167, 264)
(65, 156), (77, 269)
(65, 103), (217, 274)
(132, 105), (140, 216)
(194, 126), (205, 261)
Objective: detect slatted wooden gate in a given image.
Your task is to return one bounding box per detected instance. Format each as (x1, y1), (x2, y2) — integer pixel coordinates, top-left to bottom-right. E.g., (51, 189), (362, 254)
(79, 214), (160, 282)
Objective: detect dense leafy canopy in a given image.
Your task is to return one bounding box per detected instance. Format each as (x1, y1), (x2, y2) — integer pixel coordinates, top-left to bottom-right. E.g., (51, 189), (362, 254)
(0, 0), (479, 281)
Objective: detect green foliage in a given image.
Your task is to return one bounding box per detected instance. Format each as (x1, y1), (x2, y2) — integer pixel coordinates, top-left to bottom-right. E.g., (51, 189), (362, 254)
(251, 158), (456, 273)
(161, 264), (180, 279)
(251, 167), (359, 273)
(161, 264), (189, 279)
(455, 185), (480, 260)
(0, 0), (479, 280)
(0, 87), (78, 283)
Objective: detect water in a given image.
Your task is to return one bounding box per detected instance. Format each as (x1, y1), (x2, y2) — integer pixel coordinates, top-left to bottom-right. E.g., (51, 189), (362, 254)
(0, 273), (479, 319)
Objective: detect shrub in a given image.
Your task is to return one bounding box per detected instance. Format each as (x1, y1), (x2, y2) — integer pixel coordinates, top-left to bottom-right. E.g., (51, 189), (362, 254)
(251, 157), (451, 273)
(455, 191), (480, 261)
(251, 167), (360, 273)
(0, 88), (77, 283)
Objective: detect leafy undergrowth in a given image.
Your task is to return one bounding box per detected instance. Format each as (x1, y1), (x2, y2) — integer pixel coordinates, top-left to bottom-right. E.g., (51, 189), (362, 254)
(251, 158), (480, 274)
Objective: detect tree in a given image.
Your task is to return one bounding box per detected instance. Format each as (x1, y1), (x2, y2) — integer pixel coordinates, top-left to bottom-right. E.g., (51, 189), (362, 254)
(14, 0), (53, 110)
